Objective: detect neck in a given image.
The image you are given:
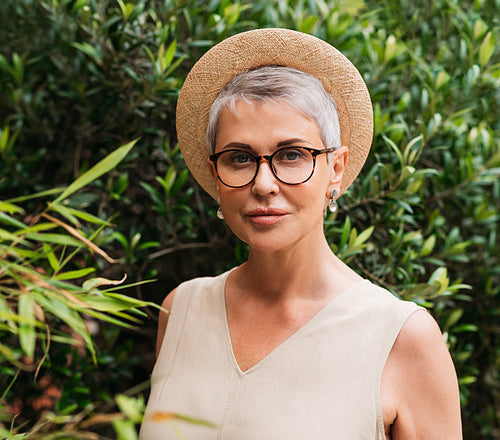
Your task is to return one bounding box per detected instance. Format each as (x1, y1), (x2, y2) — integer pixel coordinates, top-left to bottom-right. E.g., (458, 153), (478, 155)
(234, 235), (360, 303)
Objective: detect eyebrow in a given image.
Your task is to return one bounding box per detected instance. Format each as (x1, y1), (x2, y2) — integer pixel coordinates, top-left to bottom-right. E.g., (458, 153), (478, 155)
(221, 138), (313, 151)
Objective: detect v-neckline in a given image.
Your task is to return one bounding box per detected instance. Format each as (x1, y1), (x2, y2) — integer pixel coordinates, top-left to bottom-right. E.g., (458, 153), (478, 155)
(218, 270), (367, 375)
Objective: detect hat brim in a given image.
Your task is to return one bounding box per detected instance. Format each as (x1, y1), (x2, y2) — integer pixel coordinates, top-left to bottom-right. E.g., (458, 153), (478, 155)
(176, 28), (373, 200)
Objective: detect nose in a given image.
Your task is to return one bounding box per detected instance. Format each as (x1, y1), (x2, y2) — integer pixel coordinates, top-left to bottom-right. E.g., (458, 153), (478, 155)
(251, 157), (280, 196)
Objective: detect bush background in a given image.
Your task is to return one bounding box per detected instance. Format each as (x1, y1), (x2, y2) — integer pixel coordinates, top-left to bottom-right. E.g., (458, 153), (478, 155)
(0, 0), (499, 438)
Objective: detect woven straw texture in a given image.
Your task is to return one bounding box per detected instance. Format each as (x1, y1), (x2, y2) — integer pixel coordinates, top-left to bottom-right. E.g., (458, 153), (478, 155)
(176, 28), (373, 200)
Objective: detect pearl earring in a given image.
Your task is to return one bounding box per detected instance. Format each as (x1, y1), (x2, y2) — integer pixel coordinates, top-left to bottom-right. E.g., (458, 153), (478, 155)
(328, 189), (338, 213)
(217, 206), (224, 219)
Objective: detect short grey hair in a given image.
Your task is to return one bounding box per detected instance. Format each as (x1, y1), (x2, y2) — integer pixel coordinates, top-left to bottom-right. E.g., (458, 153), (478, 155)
(205, 66), (341, 154)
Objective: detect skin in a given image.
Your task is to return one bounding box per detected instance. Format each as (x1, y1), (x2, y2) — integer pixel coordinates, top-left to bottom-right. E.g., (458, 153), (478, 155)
(157, 100), (462, 439)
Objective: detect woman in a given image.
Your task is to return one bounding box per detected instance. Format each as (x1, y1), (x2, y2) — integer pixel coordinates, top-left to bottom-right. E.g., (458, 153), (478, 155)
(140, 29), (462, 439)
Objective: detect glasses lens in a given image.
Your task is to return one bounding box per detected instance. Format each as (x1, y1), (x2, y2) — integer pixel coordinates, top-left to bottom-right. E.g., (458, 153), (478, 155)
(216, 150), (257, 187)
(273, 147), (314, 184)
(214, 147), (316, 187)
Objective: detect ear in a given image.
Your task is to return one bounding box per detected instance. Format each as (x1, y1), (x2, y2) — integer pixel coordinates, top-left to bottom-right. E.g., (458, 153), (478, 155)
(327, 146), (348, 195)
(207, 156), (221, 194)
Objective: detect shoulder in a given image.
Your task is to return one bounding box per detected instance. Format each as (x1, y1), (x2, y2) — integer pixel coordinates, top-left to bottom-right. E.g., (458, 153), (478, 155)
(384, 310), (462, 439)
(155, 270), (232, 358)
(156, 288), (177, 358)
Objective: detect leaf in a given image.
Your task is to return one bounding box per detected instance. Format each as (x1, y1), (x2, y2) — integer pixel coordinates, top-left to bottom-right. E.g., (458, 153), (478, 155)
(65, 206), (113, 226)
(479, 31), (495, 67)
(43, 243), (60, 272)
(0, 211), (26, 228)
(0, 202), (24, 215)
(116, 394), (144, 423)
(41, 213), (118, 263)
(428, 267), (449, 294)
(445, 309), (463, 329)
(338, 216), (351, 250)
(49, 202), (81, 227)
(421, 235), (436, 256)
(4, 187), (64, 204)
(71, 42), (103, 66)
(32, 291), (95, 360)
(354, 226), (374, 246)
(18, 294), (36, 361)
(0, 228), (30, 245)
(53, 139), (137, 204)
(161, 40), (177, 74)
(25, 232), (84, 248)
(112, 419), (138, 440)
(54, 267), (96, 281)
(82, 274), (127, 290)
(12, 53), (24, 84)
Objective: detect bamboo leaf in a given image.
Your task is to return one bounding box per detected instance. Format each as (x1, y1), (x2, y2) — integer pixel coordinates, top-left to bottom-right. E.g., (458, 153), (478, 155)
(53, 139), (137, 204)
(49, 202), (81, 227)
(25, 232), (84, 248)
(54, 267), (96, 281)
(0, 212), (26, 228)
(82, 274), (127, 290)
(18, 294), (36, 360)
(43, 243), (60, 272)
(41, 213), (118, 263)
(0, 201), (24, 215)
(4, 187), (64, 204)
(64, 207), (113, 226)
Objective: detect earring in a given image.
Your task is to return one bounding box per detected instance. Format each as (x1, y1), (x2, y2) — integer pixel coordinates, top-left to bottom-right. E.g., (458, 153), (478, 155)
(217, 206), (224, 219)
(328, 189), (338, 213)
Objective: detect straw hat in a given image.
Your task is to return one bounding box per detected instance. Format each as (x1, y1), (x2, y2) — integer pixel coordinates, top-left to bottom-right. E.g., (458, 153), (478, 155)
(176, 28), (373, 200)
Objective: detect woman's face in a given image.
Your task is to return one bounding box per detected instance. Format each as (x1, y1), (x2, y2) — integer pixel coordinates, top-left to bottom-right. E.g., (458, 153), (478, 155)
(209, 99), (347, 254)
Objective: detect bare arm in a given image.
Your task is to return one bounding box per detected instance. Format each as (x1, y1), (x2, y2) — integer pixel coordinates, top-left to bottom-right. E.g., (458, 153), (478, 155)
(155, 289), (177, 359)
(382, 309), (462, 439)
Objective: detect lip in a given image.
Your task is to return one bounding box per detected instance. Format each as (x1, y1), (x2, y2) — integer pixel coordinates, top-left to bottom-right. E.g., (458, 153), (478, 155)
(246, 208), (289, 226)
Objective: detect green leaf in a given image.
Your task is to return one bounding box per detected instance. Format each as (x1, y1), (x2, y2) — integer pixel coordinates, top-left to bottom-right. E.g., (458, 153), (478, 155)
(18, 295), (36, 360)
(112, 419), (139, 440)
(354, 226), (374, 246)
(76, 294), (148, 312)
(71, 42), (103, 66)
(445, 309), (463, 329)
(479, 31), (495, 67)
(54, 267), (96, 281)
(49, 202), (81, 226)
(0, 228), (29, 245)
(116, 394), (144, 423)
(4, 187), (64, 204)
(162, 40), (177, 74)
(32, 291), (95, 360)
(65, 207), (113, 226)
(0, 202), (24, 215)
(54, 139), (137, 203)
(25, 232), (83, 248)
(0, 212), (26, 228)
(421, 235), (436, 256)
(0, 342), (21, 365)
(43, 243), (60, 272)
(12, 53), (24, 84)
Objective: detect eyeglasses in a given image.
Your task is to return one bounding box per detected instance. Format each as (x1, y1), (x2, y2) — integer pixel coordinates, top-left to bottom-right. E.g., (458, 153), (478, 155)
(209, 146), (336, 188)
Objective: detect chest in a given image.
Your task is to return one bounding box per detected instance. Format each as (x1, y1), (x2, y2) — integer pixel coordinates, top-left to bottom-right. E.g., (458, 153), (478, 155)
(226, 302), (325, 372)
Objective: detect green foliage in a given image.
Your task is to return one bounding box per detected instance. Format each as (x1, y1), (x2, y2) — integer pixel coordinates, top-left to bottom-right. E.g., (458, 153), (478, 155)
(0, 142), (157, 437)
(1, 0), (499, 438)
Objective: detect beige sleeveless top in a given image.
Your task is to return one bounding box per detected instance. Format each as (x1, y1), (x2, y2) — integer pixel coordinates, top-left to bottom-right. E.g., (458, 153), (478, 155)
(140, 270), (422, 440)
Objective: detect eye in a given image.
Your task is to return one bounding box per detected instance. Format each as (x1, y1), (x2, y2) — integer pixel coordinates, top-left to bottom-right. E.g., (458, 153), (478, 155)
(230, 151), (253, 163)
(276, 147), (306, 162)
